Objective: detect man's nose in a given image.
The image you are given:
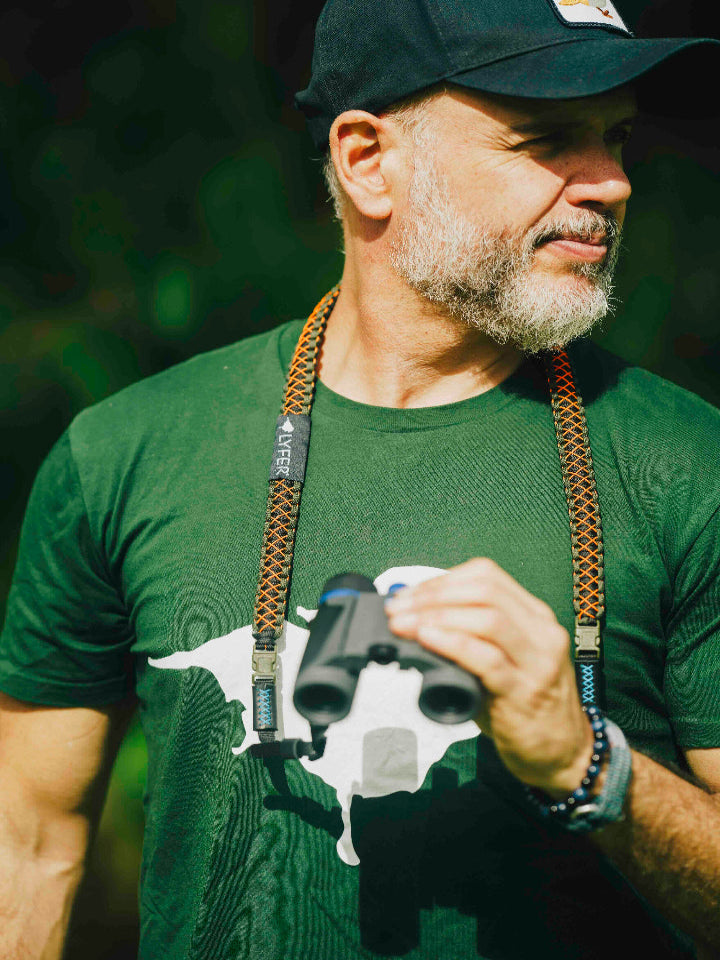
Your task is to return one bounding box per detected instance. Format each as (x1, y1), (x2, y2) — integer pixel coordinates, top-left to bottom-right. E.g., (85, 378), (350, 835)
(563, 142), (632, 211)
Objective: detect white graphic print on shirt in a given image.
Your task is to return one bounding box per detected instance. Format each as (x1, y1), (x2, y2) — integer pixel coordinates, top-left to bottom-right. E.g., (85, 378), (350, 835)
(149, 565), (480, 865)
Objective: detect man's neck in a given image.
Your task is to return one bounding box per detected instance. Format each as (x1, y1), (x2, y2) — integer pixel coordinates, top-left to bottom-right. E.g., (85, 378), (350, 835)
(317, 273), (524, 409)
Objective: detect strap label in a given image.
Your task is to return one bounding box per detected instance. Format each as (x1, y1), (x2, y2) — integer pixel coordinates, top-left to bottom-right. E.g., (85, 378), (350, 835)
(270, 414), (311, 481)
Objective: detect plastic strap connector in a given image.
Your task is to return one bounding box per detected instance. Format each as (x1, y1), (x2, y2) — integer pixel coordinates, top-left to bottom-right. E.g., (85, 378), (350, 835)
(252, 645), (278, 682)
(574, 621), (601, 662)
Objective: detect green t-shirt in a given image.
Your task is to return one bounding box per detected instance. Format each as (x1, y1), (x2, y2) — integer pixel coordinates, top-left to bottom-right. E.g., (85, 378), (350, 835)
(2, 319), (719, 959)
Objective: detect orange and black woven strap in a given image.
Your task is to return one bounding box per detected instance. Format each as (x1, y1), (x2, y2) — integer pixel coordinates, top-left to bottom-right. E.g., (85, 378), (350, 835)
(253, 285), (340, 643)
(544, 351), (605, 706)
(251, 286), (340, 741)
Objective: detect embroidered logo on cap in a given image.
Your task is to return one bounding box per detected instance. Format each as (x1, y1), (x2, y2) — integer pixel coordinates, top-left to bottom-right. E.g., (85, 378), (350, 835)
(550, 0), (630, 33)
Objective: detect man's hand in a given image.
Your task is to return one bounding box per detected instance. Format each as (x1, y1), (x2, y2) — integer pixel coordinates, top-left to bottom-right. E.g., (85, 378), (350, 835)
(385, 557), (593, 795)
(388, 557), (720, 952)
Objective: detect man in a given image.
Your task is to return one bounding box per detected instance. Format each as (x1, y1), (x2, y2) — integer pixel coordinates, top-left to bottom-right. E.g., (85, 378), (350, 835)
(1, 1), (719, 958)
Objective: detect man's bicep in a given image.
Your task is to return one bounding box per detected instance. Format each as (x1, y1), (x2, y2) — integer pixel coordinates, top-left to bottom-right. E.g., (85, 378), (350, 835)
(0, 690), (136, 824)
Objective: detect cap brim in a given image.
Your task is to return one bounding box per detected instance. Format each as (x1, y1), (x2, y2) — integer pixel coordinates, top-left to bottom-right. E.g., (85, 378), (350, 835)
(447, 36), (720, 117)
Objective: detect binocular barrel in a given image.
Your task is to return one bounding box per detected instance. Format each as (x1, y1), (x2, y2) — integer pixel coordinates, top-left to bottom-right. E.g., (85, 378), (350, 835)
(417, 664), (483, 724)
(293, 574), (482, 726)
(293, 661), (359, 726)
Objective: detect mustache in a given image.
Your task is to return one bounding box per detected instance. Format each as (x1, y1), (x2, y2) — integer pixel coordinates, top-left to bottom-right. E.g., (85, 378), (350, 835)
(531, 212), (621, 250)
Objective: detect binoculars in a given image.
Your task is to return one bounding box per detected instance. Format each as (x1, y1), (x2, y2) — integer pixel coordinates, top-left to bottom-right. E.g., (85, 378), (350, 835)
(293, 573), (483, 727)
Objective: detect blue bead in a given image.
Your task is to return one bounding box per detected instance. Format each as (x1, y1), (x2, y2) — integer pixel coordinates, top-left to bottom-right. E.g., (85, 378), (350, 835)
(594, 738), (609, 754)
(572, 787), (589, 802)
(587, 764), (600, 777)
(556, 803), (568, 815)
(591, 719), (604, 732)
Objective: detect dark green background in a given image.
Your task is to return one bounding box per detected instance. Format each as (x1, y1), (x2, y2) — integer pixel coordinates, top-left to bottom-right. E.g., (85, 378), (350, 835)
(1, 2), (718, 956)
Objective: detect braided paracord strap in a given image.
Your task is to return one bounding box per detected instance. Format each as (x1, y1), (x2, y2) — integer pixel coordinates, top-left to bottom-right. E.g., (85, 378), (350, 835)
(543, 351), (605, 623)
(544, 351), (605, 707)
(253, 481), (303, 643)
(253, 286), (340, 642)
(251, 286), (340, 742)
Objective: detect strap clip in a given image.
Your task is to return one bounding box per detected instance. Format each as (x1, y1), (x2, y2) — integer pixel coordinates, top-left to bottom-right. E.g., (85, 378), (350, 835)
(252, 645), (278, 683)
(574, 621), (601, 662)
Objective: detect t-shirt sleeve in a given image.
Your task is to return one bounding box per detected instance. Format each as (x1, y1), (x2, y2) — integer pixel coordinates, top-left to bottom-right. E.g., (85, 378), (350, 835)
(0, 431), (134, 706)
(664, 502), (720, 749)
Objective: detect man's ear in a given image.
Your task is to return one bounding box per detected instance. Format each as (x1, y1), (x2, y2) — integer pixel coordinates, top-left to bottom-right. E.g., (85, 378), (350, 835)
(328, 111), (400, 221)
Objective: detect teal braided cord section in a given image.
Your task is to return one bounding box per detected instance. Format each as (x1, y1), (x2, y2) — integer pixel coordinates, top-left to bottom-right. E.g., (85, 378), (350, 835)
(579, 663), (596, 705)
(255, 684), (274, 728)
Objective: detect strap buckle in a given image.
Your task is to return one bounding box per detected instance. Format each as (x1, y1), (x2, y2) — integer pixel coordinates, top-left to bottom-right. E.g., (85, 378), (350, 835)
(252, 645), (278, 683)
(574, 621), (601, 662)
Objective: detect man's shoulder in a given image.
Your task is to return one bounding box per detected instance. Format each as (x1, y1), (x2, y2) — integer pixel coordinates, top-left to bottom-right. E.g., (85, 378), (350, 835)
(85, 319), (302, 414)
(570, 339), (720, 444)
(569, 341), (720, 530)
(68, 320), (303, 450)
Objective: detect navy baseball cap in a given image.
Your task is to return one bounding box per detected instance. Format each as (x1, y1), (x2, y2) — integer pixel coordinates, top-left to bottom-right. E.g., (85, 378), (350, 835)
(296, 0), (720, 149)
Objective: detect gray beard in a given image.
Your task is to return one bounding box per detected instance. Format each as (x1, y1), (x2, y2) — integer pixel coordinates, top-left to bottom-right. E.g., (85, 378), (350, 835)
(389, 154), (622, 354)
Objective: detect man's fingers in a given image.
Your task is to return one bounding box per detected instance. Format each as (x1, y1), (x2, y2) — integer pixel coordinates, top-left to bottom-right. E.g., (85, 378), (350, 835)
(413, 625), (514, 695)
(387, 585), (568, 666)
(387, 557), (554, 621)
(389, 605), (522, 664)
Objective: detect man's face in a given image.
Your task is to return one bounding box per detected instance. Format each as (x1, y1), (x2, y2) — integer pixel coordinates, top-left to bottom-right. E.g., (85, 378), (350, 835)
(389, 86), (636, 352)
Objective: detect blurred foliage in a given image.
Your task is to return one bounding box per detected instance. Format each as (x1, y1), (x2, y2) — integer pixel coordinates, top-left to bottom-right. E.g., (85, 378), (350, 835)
(0, 1), (718, 956)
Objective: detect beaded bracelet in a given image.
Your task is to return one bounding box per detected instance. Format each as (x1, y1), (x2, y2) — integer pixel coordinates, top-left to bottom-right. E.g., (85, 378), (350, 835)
(524, 705), (609, 819)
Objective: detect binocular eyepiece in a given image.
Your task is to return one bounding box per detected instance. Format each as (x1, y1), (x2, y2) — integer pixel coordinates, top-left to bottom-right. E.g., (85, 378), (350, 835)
(293, 574), (483, 726)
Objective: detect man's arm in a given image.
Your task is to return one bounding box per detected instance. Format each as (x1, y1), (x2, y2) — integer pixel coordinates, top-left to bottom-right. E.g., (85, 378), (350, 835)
(0, 691), (135, 960)
(385, 558), (720, 952)
(591, 747), (720, 956)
